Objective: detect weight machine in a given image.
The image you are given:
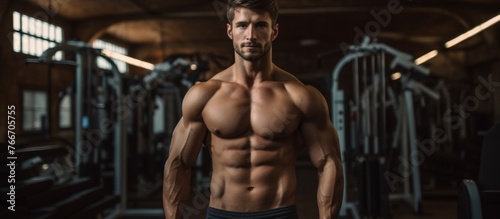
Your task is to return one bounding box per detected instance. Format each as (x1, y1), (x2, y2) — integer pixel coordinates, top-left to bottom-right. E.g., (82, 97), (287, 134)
(26, 41), (220, 218)
(122, 54), (211, 217)
(27, 40), (126, 218)
(328, 37), (431, 218)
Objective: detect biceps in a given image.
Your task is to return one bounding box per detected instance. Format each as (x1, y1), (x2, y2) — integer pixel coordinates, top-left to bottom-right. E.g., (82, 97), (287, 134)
(302, 123), (339, 170)
(169, 118), (207, 167)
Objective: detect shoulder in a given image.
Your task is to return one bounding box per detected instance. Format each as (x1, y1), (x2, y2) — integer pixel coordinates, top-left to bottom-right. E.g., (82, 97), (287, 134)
(289, 85), (327, 114)
(272, 68), (329, 122)
(182, 66), (236, 120)
(283, 80), (329, 123)
(184, 65), (233, 103)
(182, 80), (221, 120)
(272, 67), (327, 117)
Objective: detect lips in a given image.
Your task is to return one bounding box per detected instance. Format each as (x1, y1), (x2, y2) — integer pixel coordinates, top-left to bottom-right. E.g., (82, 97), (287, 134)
(242, 43), (260, 47)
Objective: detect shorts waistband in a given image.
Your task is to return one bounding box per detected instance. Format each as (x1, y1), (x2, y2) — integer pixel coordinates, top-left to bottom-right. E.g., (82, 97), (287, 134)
(206, 205), (298, 219)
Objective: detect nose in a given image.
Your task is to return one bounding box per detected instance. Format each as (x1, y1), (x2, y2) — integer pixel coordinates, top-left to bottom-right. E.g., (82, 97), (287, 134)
(245, 24), (256, 41)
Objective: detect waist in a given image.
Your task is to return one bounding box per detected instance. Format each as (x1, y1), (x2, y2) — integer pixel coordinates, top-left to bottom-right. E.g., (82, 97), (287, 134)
(209, 173), (297, 209)
(206, 205), (299, 219)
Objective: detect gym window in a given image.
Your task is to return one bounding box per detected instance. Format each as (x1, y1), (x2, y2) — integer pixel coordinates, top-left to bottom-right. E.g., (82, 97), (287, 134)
(12, 11), (63, 60)
(23, 90), (48, 131)
(59, 93), (73, 129)
(92, 39), (128, 74)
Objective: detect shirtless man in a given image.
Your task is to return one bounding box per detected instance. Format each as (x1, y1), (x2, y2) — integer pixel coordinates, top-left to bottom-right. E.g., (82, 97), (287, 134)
(163, 0), (343, 218)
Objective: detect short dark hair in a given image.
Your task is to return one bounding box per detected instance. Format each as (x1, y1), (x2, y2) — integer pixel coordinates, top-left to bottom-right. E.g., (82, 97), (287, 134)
(226, 0), (279, 26)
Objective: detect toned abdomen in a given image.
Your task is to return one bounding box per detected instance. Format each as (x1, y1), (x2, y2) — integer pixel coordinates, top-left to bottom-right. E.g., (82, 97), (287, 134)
(208, 135), (298, 211)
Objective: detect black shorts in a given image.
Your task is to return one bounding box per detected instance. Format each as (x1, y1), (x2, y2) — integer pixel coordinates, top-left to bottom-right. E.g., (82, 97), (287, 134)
(206, 205), (299, 219)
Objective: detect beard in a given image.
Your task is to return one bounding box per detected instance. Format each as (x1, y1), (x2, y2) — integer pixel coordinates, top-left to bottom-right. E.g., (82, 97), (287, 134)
(234, 42), (271, 61)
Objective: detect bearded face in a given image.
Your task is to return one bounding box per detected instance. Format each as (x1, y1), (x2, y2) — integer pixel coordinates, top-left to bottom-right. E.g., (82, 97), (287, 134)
(227, 7), (278, 62)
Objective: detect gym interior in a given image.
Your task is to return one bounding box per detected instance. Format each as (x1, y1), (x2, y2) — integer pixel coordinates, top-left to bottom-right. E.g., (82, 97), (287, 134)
(1, 0), (499, 218)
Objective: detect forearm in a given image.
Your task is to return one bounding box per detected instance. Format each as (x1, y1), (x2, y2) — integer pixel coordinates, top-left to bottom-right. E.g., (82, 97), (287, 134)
(163, 159), (192, 219)
(317, 159), (344, 219)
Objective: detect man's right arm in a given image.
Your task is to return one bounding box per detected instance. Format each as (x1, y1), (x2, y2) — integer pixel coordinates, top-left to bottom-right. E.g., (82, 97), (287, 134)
(163, 83), (212, 219)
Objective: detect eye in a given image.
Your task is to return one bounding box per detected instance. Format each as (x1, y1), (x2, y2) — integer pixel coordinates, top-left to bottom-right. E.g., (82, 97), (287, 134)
(256, 23), (268, 28)
(237, 24), (247, 28)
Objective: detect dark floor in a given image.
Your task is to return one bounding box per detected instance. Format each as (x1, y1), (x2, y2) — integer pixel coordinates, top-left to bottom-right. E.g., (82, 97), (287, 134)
(121, 166), (458, 219)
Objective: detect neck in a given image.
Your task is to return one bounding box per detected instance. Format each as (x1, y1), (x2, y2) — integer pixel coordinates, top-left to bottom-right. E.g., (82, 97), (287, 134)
(232, 50), (273, 88)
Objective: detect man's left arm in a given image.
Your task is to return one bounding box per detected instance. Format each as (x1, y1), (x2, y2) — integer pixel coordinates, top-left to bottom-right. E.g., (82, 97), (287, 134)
(298, 86), (344, 219)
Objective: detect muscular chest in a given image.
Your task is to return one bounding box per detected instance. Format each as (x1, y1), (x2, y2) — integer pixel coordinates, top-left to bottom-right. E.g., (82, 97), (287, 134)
(202, 84), (301, 139)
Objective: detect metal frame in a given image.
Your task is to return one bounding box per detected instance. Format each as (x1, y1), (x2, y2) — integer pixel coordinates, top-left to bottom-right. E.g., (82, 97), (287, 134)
(122, 57), (198, 217)
(330, 38), (430, 217)
(28, 41), (126, 218)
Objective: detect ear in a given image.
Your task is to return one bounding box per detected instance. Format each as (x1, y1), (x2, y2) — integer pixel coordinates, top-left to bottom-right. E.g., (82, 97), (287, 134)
(227, 23), (233, 40)
(271, 23), (279, 41)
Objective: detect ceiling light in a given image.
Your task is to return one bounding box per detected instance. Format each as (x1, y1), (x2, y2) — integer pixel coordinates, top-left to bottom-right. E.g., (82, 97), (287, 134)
(415, 50), (438, 65)
(391, 72), (401, 80)
(445, 14), (500, 48)
(101, 49), (155, 70)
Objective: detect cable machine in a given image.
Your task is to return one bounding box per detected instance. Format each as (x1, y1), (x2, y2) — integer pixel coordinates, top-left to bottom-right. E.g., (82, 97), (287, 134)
(329, 37), (431, 218)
